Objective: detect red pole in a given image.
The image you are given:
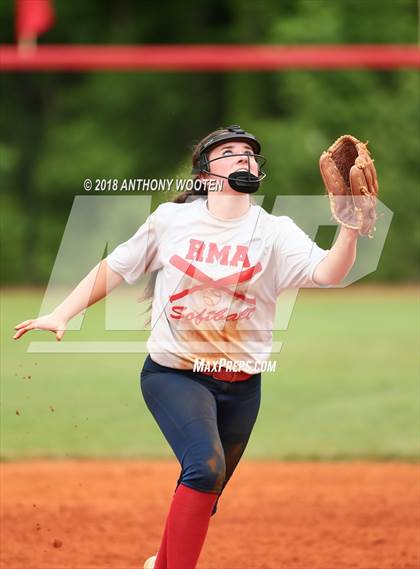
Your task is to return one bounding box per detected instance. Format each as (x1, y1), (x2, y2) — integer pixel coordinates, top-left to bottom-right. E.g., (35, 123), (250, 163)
(1, 45), (419, 71)
(15, 0), (54, 42)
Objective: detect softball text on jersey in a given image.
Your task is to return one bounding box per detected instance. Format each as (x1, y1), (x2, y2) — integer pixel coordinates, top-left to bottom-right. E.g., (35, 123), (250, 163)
(107, 198), (329, 369)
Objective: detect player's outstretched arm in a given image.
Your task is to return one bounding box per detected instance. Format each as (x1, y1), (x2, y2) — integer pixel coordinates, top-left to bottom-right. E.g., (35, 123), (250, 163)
(13, 259), (124, 341)
(313, 226), (358, 286)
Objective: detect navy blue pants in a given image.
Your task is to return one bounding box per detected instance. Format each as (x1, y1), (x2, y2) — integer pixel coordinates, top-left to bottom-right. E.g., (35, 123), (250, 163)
(140, 355), (261, 515)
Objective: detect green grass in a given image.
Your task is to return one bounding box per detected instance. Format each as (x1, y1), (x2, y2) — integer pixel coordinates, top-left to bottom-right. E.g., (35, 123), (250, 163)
(1, 286), (418, 460)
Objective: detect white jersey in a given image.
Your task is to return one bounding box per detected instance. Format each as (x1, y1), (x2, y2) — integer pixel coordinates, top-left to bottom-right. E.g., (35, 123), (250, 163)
(107, 198), (329, 370)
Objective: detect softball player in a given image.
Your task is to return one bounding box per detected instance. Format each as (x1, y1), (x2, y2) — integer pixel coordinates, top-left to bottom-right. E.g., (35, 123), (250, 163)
(14, 125), (362, 569)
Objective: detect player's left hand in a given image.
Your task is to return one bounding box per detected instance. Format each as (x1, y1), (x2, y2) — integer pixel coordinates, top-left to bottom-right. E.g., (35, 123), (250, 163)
(319, 134), (379, 238)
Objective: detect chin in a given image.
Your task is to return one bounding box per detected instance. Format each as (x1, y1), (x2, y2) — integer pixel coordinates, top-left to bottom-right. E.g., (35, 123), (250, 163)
(221, 186), (244, 196)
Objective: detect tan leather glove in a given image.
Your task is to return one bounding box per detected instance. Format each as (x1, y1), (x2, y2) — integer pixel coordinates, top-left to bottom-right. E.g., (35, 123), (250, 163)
(319, 135), (379, 237)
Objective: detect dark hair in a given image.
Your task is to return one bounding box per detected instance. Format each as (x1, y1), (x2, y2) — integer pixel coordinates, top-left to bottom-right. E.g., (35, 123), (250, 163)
(172, 127), (228, 204)
(139, 127), (231, 321)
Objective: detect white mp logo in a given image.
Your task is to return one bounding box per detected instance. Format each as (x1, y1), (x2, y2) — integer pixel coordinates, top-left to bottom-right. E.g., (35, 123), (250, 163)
(28, 195), (393, 355)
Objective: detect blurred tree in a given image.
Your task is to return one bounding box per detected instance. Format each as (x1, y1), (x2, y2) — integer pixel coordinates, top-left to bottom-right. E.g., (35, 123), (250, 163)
(0, 0), (418, 283)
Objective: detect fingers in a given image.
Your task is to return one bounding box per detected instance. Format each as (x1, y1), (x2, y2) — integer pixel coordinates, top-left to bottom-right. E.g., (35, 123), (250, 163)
(55, 330), (64, 342)
(13, 326), (64, 341)
(13, 329), (25, 340)
(13, 324), (35, 340)
(14, 319), (33, 330)
(13, 318), (66, 341)
(13, 318), (37, 340)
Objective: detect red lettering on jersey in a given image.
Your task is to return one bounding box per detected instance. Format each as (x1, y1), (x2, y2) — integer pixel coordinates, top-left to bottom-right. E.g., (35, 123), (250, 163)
(170, 306), (187, 319)
(184, 240), (250, 267)
(169, 305), (256, 324)
(230, 245), (251, 267)
(186, 239), (205, 262)
(206, 243), (230, 265)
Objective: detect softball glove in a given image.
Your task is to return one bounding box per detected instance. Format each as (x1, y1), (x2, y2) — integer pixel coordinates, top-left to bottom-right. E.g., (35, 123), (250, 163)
(319, 134), (378, 237)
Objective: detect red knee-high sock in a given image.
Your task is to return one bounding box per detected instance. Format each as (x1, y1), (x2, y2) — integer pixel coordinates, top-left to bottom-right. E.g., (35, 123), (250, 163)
(156, 484), (218, 569)
(154, 514), (169, 569)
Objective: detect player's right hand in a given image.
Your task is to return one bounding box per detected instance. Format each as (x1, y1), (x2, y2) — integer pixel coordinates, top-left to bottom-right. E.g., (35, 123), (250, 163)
(13, 312), (68, 341)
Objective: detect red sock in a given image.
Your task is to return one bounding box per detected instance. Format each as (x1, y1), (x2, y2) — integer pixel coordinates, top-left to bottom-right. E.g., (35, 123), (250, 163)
(155, 483), (218, 569)
(154, 515), (168, 569)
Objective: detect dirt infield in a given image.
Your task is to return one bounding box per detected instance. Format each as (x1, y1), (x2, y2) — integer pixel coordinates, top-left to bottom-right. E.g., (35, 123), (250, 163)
(1, 461), (418, 569)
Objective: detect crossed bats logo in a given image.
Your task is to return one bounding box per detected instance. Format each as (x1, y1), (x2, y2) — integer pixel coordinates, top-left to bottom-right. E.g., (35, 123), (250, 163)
(169, 254), (262, 306)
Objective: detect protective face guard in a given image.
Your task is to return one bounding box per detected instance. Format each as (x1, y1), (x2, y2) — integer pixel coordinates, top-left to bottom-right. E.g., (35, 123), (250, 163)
(205, 153), (267, 194)
(191, 125), (267, 194)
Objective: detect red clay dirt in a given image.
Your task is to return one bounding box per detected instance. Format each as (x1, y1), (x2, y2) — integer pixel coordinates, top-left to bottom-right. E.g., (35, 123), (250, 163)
(1, 460), (418, 569)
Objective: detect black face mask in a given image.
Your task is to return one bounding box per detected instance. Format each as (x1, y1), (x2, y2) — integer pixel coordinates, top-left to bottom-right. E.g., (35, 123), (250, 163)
(227, 171), (261, 194)
(191, 125), (267, 194)
(204, 152), (266, 194)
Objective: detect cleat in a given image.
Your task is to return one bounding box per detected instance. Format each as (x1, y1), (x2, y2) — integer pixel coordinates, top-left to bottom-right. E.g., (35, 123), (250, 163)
(143, 554), (157, 569)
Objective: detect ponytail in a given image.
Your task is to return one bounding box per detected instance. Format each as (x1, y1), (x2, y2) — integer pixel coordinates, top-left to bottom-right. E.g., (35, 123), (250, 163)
(139, 127), (227, 319)
(172, 127), (227, 204)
